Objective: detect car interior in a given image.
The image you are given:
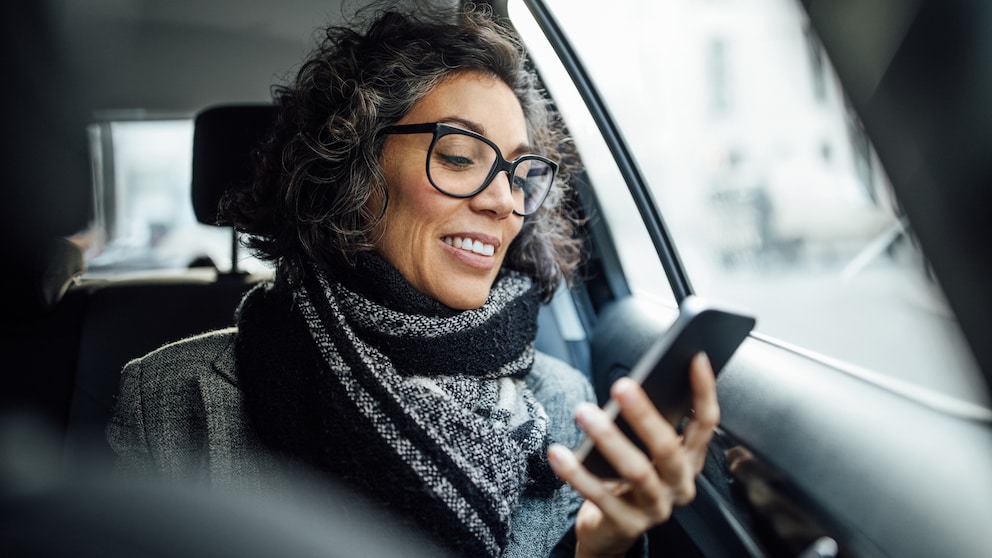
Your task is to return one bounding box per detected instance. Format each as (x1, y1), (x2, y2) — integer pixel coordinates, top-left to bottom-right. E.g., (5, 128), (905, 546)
(2, 0), (990, 557)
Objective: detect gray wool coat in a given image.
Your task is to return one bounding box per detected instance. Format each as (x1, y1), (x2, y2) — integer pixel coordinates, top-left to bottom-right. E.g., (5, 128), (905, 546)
(107, 327), (595, 557)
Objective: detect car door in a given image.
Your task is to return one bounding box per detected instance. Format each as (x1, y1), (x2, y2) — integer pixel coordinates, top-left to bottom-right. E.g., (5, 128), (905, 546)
(497, 0), (992, 556)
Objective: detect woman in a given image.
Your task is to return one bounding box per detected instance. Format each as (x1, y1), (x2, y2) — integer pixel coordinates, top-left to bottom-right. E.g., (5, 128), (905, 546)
(108, 4), (719, 557)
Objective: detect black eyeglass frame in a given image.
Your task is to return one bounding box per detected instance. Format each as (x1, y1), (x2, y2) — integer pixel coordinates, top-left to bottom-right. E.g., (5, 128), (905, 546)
(380, 122), (559, 216)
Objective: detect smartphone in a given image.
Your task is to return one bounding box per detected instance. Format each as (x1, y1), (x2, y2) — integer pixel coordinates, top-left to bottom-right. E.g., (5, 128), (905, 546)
(573, 295), (756, 478)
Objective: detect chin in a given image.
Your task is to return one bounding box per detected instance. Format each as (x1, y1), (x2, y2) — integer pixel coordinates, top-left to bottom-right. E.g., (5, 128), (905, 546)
(433, 272), (498, 311)
(444, 295), (488, 312)
(438, 286), (490, 311)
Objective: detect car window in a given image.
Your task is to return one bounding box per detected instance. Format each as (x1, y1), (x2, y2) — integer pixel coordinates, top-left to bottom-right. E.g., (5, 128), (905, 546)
(510, 3), (677, 312)
(511, 0), (987, 407)
(83, 119), (268, 276)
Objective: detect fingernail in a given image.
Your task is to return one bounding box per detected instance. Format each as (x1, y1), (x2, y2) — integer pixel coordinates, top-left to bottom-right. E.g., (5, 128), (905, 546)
(695, 352), (711, 367)
(612, 377), (636, 402)
(547, 443), (576, 468)
(576, 403), (607, 431)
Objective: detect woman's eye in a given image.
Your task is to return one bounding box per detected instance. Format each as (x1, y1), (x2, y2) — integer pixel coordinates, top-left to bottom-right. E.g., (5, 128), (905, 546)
(511, 175), (527, 191)
(438, 152), (474, 168)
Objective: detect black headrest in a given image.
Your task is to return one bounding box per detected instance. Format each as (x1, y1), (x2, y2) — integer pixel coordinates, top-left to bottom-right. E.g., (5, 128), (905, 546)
(191, 104), (277, 225)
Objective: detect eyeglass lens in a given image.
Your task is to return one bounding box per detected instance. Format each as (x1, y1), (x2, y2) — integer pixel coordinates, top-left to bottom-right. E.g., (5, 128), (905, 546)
(429, 133), (553, 215)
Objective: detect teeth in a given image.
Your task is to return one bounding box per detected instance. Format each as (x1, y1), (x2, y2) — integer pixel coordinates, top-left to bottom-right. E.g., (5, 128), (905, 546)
(444, 236), (495, 256)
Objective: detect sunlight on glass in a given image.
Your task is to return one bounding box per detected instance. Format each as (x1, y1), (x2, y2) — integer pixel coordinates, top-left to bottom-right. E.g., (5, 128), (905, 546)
(85, 120), (268, 275)
(515, 0), (986, 406)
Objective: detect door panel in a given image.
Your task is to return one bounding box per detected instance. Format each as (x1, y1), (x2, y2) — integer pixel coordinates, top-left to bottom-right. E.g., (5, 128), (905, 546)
(589, 294), (992, 557)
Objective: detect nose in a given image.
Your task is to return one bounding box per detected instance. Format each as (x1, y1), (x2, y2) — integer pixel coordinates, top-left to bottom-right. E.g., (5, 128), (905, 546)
(469, 170), (516, 217)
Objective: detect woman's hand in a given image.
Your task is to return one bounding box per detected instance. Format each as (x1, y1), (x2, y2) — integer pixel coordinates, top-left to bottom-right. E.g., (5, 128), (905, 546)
(548, 353), (719, 558)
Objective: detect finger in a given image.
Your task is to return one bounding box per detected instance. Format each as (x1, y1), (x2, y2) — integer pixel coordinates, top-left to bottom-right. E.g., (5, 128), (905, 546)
(656, 353), (717, 502)
(683, 353), (720, 462)
(547, 443), (639, 521)
(574, 402), (662, 493)
(609, 380), (693, 507)
(610, 378), (684, 483)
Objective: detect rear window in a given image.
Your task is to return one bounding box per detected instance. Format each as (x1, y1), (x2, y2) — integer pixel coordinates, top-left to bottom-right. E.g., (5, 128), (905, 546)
(83, 119), (267, 276)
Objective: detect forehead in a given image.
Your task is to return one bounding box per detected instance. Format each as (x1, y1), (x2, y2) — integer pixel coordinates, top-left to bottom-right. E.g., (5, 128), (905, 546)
(401, 71), (529, 145)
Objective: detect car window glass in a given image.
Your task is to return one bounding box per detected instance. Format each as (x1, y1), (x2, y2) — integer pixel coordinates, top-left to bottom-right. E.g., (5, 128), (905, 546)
(515, 0), (986, 407)
(510, 2), (677, 311)
(83, 119), (268, 276)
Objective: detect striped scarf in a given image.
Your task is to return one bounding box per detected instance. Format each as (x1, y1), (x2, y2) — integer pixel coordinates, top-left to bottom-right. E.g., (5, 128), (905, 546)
(236, 255), (561, 557)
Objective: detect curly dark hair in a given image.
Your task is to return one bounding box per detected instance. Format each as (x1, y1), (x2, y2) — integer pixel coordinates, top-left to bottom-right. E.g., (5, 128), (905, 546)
(221, 2), (582, 301)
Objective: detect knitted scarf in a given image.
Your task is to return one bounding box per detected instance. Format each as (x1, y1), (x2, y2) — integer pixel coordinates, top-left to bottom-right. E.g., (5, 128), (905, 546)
(235, 254), (562, 557)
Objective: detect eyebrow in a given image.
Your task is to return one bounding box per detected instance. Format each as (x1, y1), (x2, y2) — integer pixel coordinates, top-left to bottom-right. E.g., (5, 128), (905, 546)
(439, 117), (534, 157)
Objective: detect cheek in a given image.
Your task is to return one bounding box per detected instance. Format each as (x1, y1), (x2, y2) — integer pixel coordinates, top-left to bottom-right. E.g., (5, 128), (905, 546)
(383, 152), (427, 209)
(376, 157), (424, 235)
(507, 218), (525, 247)
(389, 178), (442, 224)
(376, 172), (449, 257)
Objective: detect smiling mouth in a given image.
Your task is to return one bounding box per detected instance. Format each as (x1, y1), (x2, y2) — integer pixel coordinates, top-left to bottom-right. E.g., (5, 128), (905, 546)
(442, 236), (496, 257)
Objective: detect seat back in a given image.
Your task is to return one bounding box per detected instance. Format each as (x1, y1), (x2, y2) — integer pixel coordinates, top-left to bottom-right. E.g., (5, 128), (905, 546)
(61, 275), (262, 470)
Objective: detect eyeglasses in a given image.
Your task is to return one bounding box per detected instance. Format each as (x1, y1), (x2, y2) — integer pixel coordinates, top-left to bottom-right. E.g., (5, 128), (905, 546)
(381, 122), (558, 216)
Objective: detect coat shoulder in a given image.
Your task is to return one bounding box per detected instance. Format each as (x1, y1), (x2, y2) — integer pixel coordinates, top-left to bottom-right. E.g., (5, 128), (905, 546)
(127, 327), (239, 385)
